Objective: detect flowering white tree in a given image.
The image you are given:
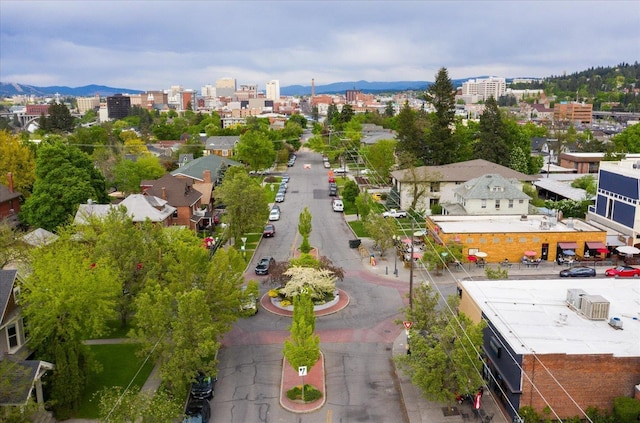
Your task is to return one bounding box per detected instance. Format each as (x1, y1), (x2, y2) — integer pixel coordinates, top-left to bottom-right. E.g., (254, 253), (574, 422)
(280, 266), (336, 301)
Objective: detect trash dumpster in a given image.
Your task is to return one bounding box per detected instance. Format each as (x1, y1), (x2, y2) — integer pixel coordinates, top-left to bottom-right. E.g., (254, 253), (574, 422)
(349, 239), (362, 248)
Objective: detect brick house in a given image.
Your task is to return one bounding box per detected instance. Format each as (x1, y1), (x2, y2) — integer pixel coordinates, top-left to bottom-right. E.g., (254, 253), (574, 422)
(0, 173), (21, 226)
(458, 279), (640, 421)
(140, 174), (202, 230)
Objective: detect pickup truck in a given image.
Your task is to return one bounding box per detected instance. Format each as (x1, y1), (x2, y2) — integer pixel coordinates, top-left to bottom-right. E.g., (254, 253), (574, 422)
(382, 209), (408, 218)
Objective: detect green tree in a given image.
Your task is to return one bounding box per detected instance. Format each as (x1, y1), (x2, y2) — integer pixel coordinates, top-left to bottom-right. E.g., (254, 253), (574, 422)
(509, 146), (530, 174)
(113, 155), (166, 194)
(395, 284), (486, 405)
(571, 175), (597, 197)
(612, 123), (640, 152)
(0, 219), (27, 270)
(395, 102), (424, 159)
(21, 141), (108, 231)
(67, 125), (109, 156)
(44, 101), (75, 133)
(424, 67), (458, 165)
(298, 207), (312, 254)
(131, 238), (244, 396)
(384, 101), (395, 117)
(354, 191), (372, 221)
(360, 139), (396, 183)
(341, 179), (359, 204)
(236, 130), (276, 172)
(0, 130), (36, 196)
(213, 167), (268, 246)
(364, 214), (397, 257)
(473, 96), (510, 166)
(21, 237), (119, 414)
(283, 291), (321, 397)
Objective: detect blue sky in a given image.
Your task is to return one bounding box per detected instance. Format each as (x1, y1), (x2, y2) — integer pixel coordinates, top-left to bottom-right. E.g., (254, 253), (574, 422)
(1, 0), (639, 91)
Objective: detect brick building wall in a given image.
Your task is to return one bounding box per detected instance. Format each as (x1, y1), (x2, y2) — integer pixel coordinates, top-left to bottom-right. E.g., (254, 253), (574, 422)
(521, 353), (640, 417)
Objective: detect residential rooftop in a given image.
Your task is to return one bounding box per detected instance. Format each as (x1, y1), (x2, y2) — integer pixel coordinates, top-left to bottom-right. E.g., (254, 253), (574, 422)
(461, 278), (640, 357)
(428, 214), (602, 234)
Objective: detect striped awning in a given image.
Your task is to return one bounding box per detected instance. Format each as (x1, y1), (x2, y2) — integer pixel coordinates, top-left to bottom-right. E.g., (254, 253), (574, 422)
(558, 242), (578, 250)
(586, 241), (607, 250)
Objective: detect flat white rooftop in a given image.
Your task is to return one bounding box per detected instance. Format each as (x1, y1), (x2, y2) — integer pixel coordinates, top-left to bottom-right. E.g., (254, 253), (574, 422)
(461, 279), (640, 357)
(430, 214), (602, 234)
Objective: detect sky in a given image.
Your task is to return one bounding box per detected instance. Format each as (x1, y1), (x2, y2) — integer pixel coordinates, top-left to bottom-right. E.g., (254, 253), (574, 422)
(1, 0), (639, 91)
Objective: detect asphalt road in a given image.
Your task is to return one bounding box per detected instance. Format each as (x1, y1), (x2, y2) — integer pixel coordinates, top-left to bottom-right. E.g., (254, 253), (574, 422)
(210, 149), (410, 423)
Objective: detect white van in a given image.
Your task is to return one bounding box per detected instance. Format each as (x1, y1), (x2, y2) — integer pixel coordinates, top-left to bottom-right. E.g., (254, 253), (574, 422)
(332, 199), (344, 212)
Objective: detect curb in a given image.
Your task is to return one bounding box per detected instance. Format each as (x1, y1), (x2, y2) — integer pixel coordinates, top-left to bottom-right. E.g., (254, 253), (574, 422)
(280, 351), (326, 413)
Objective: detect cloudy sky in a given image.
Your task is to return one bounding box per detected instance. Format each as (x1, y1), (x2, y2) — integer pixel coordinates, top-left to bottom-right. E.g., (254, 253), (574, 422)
(1, 1), (639, 91)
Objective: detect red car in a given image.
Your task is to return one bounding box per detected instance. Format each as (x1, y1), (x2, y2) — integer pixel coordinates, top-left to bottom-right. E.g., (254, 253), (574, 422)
(263, 224), (276, 237)
(605, 265), (640, 278)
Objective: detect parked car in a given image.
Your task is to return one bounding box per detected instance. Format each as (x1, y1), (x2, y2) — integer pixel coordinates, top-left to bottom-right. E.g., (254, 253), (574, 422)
(275, 192), (285, 202)
(240, 285), (258, 315)
(255, 256), (276, 275)
(559, 266), (597, 278)
(323, 161), (331, 169)
(281, 174), (290, 183)
(190, 372), (216, 400)
(333, 167), (348, 174)
(263, 224), (276, 237)
(371, 193), (382, 201)
(604, 265), (640, 277)
(382, 209), (408, 218)
(271, 204), (280, 212)
(279, 182), (287, 192)
(332, 199), (344, 212)
(329, 185), (337, 196)
(184, 396), (211, 423)
(269, 209), (280, 221)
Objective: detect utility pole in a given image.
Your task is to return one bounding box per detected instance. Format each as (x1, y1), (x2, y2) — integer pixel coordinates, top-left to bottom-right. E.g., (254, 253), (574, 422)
(409, 220), (414, 310)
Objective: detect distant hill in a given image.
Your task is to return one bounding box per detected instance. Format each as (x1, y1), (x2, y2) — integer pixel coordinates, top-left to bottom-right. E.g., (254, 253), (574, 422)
(1, 76), (533, 97)
(0, 82), (143, 97)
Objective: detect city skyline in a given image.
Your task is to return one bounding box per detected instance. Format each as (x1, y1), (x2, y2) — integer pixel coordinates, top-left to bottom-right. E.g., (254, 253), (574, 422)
(1, 1), (639, 91)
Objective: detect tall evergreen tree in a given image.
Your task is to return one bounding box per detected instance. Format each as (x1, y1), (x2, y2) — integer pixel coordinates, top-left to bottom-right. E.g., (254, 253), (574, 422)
(47, 101), (75, 133)
(424, 67), (457, 165)
(473, 96), (510, 166)
(395, 101), (424, 158)
(283, 292), (320, 374)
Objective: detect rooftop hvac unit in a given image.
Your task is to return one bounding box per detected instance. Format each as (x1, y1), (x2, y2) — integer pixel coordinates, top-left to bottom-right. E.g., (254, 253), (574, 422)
(608, 317), (623, 330)
(579, 295), (610, 320)
(633, 161), (640, 169)
(566, 289), (588, 309)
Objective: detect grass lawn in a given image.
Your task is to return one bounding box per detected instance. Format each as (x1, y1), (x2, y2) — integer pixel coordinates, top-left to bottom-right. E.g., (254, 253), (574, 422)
(76, 343), (155, 418)
(348, 220), (369, 237)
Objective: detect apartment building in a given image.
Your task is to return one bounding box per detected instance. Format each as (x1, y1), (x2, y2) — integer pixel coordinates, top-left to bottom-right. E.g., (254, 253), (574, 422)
(553, 102), (593, 125)
(587, 158), (640, 246)
(216, 77), (237, 98)
(76, 95), (100, 114)
(461, 77), (506, 101)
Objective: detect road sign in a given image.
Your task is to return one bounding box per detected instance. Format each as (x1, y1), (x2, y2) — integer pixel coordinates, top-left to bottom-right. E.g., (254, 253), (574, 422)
(403, 321), (413, 330)
(298, 366), (307, 377)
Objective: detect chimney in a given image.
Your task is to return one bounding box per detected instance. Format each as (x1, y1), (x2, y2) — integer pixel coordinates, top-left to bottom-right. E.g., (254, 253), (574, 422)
(203, 170), (212, 183)
(161, 187), (167, 200)
(7, 172), (14, 193)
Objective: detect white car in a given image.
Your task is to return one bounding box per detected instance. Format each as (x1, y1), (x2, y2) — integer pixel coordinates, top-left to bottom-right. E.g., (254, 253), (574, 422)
(269, 208), (280, 221)
(382, 209), (408, 218)
(323, 161), (331, 169)
(332, 199), (344, 212)
(333, 167), (348, 174)
(275, 192), (285, 202)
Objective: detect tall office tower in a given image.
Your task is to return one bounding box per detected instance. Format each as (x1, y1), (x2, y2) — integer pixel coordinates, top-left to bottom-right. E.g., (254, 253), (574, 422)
(106, 94), (131, 120)
(266, 80), (280, 101)
(216, 77), (237, 98)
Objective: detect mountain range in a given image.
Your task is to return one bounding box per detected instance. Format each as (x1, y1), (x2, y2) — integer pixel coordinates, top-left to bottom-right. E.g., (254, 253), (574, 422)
(0, 77), (522, 97)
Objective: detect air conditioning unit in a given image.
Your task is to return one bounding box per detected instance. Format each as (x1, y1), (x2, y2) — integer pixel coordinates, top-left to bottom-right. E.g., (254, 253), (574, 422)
(579, 295), (610, 320)
(632, 161), (640, 169)
(566, 289), (588, 309)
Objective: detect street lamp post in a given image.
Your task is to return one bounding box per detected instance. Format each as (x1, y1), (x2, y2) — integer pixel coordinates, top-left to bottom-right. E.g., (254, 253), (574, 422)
(392, 235), (398, 277)
(409, 222), (414, 310)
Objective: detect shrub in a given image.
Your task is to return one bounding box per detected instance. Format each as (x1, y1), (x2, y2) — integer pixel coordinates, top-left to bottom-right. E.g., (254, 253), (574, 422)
(268, 289), (279, 298)
(613, 397), (640, 423)
(286, 384), (322, 402)
(280, 299), (292, 307)
(264, 176), (278, 183)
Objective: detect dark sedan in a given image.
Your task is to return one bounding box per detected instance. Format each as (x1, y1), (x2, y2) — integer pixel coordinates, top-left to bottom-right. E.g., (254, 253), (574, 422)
(255, 256), (275, 275)
(559, 266), (596, 278)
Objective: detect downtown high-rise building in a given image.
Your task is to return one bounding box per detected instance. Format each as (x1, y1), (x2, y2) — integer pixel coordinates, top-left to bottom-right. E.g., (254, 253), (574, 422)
(266, 80), (280, 101)
(216, 77), (237, 98)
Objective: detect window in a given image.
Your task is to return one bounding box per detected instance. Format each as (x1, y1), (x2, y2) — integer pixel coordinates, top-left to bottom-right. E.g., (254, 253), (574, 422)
(430, 182), (440, 193)
(495, 200), (500, 209)
(173, 210), (178, 218)
(7, 323), (18, 349)
(508, 200), (514, 208)
(481, 199), (486, 208)
(222, 150), (229, 157)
